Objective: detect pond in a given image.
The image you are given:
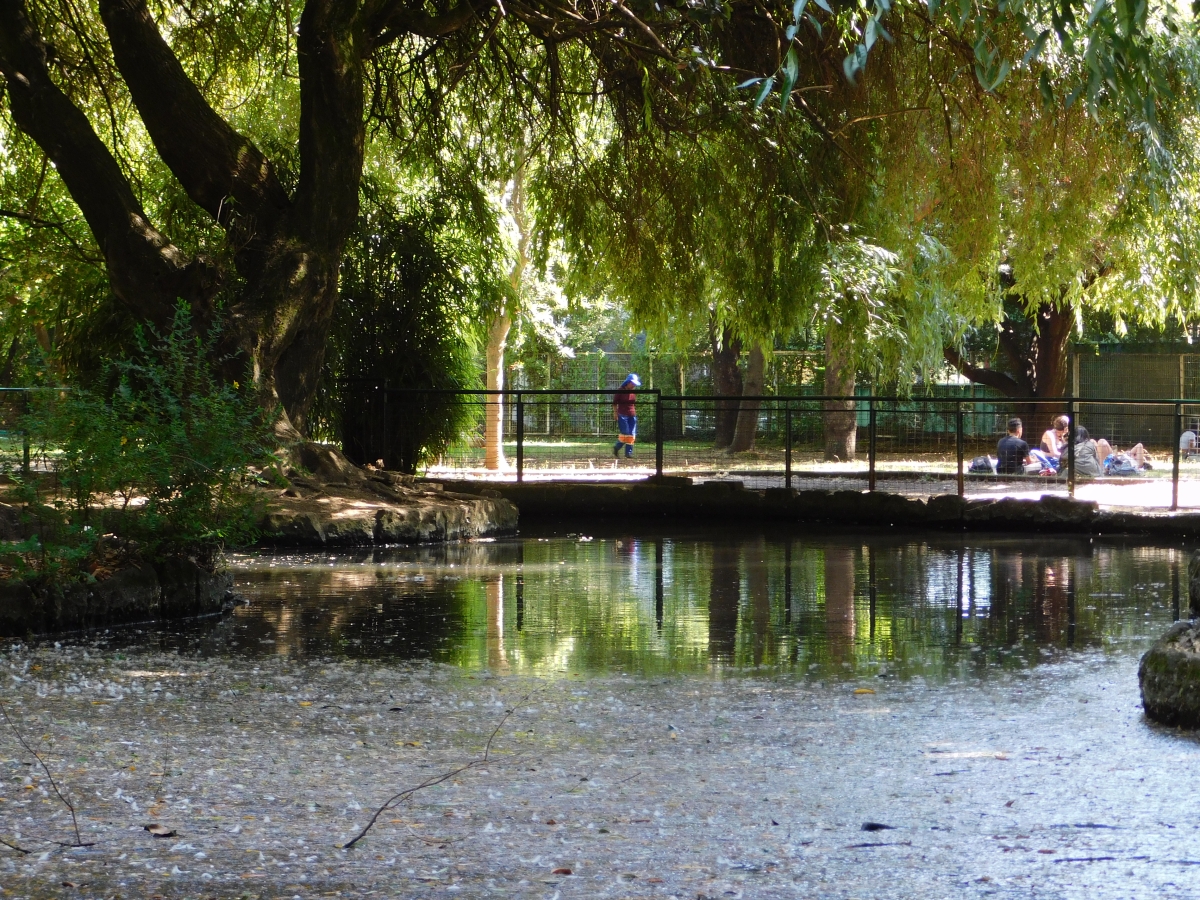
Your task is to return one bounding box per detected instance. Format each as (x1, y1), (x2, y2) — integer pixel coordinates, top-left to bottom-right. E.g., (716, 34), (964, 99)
(197, 529), (1183, 679)
(4, 529), (1199, 898)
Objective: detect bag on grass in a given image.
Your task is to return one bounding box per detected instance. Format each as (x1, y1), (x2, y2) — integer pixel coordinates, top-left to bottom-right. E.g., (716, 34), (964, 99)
(1103, 453), (1138, 476)
(968, 455), (997, 474)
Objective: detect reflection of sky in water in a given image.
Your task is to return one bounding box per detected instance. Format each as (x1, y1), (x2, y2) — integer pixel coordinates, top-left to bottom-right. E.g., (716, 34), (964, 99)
(130, 533), (1193, 679)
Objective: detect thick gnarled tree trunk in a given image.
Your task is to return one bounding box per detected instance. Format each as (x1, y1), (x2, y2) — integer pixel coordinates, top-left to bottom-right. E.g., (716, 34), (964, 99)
(0, 0), (698, 444)
(0, 0), (459, 438)
(729, 344), (764, 453)
(944, 300), (1074, 426)
(710, 321), (742, 450)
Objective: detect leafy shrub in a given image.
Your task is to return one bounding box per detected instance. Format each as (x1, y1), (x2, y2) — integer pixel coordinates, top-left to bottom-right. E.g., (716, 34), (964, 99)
(315, 183), (505, 472)
(8, 305), (274, 580)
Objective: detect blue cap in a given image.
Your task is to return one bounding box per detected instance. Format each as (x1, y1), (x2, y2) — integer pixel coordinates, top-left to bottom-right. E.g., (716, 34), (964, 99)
(625, 373), (641, 387)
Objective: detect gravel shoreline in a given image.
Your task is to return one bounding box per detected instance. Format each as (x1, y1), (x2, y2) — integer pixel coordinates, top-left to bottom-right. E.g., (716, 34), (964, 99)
(0, 642), (1195, 898)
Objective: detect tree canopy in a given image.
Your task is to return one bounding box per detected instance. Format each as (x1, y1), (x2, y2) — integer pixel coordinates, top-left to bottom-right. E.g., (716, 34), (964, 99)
(2, 0), (1200, 449)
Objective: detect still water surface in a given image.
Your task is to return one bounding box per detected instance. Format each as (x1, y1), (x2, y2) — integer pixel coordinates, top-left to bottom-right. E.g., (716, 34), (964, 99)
(19, 530), (1200, 897)
(187, 529), (1190, 679)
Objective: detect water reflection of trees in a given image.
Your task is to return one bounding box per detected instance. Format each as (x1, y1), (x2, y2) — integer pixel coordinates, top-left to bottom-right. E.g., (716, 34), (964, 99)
(211, 536), (1183, 679)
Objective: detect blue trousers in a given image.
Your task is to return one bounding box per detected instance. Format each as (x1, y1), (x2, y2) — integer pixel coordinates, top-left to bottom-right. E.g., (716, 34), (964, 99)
(614, 415), (637, 457)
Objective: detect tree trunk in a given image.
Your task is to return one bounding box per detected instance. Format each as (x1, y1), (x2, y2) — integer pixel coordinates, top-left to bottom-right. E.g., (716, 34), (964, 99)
(944, 301), (1073, 427)
(823, 326), (856, 461)
(711, 322), (742, 450)
(729, 344), (765, 453)
(1, 0), (689, 440)
(709, 544), (740, 661)
(824, 545), (856, 663)
(483, 165), (529, 470)
(484, 313), (511, 470)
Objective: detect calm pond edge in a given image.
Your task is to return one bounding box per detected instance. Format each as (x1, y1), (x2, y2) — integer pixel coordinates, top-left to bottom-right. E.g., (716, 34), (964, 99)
(439, 480), (1200, 537)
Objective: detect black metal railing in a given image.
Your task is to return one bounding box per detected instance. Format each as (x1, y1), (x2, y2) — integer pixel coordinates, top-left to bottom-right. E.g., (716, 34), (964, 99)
(339, 386), (1200, 509)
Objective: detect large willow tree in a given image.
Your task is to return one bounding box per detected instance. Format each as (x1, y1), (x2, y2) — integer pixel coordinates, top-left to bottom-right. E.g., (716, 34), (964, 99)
(0, 0), (1192, 438)
(0, 0), (731, 434)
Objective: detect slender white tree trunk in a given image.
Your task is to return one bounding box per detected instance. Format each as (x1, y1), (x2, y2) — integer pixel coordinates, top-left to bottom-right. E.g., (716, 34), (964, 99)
(484, 314), (512, 469)
(483, 165), (530, 470)
(823, 326), (857, 461)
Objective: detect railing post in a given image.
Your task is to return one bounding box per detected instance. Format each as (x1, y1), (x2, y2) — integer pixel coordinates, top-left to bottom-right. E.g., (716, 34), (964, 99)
(1067, 399), (1076, 498)
(21, 389), (29, 478)
(1173, 400), (1182, 511)
(868, 398), (877, 492)
(655, 390), (664, 478)
(381, 379), (389, 470)
(515, 391), (524, 483)
(956, 402), (965, 499)
(785, 404), (793, 490)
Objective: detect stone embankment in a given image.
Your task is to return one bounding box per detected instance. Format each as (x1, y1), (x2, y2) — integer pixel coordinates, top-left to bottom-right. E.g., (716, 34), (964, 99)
(256, 470), (518, 547)
(436, 478), (1200, 536)
(0, 447), (519, 636)
(1140, 552), (1200, 728)
(0, 556), (232, 637)
(438, 479), (1128, 533)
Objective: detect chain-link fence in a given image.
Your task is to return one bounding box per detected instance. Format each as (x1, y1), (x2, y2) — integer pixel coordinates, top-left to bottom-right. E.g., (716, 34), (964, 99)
(356, 387), (1200, 510)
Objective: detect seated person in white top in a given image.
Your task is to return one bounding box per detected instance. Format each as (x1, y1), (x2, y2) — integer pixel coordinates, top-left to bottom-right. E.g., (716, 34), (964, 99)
(1040, 416), (1069, 459)
(1182, 430), (1199, 458)
(1032, 414), (1070, 470)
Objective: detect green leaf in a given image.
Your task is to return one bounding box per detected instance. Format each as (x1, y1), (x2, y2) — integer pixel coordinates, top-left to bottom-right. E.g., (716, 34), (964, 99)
(785, 23), (798, 40)
(736, 77), (764, 89)
(1038, 69), (1054, 105)
(781, 46), (799, 113)
(813, 0), (833, 13)
(865, 17), (878, 51)
(793, 0), (808, 22)
(1087, 0), (1108, 27)
(1022, 29), (1050, 66)
(755, 76), (775, 108)
(806, 12), (823, 36)
(928, 0), (940, 14)
(989, 59), (1011, 91)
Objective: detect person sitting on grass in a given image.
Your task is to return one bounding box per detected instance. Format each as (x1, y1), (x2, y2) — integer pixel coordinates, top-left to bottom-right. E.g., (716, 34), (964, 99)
(996, 417), (1032, 475)
(1035, 415), (1070, 469)
(1072, 426), (1104, 478)
(1181, 430), (1198, 459)
(1091, 434), (1149, 470)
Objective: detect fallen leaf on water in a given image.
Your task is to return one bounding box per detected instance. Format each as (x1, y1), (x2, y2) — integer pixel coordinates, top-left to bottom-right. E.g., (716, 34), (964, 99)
(552, 867), (573, 875)
(298, 701), (312, 707)
(1038, 849), (1055, 854)
(1005, 800), (1016, 808)
(545, 819), (557, 825)
(854, 688), (876, 695)
(647, 877), (663, 883)
(144, 824), (176, 837)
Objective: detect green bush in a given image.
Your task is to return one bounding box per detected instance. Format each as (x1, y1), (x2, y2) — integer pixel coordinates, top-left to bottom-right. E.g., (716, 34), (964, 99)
(9, 305), (274, 580)
(315, 183), (503, 472)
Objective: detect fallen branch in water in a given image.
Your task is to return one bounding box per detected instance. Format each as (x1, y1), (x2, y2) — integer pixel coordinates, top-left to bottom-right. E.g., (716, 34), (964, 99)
(0, 696), (90, 847)
(0, 836), (31, 854)
(343, 695), (528, 850)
